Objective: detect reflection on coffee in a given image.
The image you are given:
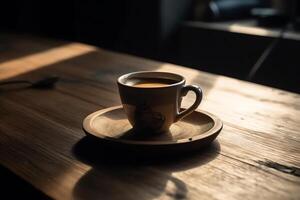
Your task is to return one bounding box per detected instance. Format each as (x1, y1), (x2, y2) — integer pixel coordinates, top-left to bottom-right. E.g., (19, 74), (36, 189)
(126, 78), (177, 88)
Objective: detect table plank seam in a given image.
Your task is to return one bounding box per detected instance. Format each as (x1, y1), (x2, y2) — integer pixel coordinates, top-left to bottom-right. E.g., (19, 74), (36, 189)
(219, 152), (300, 182)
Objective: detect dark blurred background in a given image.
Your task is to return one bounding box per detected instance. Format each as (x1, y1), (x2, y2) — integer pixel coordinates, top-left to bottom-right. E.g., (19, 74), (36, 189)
(1, 0), (300, 93)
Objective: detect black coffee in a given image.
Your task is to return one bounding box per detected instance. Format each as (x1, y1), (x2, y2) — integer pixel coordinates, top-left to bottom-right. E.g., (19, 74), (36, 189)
(126, 78), (177, 88)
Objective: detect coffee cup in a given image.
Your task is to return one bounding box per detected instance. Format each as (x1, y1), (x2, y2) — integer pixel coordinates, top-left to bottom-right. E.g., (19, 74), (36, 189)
(117, 71), (202, 133)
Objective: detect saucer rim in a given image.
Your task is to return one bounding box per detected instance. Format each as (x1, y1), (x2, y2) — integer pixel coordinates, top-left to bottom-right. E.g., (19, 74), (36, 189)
(82, 105), (223, 146)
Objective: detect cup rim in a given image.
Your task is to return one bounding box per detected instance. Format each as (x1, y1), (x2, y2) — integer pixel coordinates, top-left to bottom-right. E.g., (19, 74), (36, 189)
(117, 71), (185, 89)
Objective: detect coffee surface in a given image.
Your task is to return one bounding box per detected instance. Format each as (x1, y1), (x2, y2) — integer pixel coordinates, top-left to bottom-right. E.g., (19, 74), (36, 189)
(127, 78), (177, 88)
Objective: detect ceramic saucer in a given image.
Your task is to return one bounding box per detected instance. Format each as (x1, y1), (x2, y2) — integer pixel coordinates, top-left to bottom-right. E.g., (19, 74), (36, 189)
(82, 106), (222, 154)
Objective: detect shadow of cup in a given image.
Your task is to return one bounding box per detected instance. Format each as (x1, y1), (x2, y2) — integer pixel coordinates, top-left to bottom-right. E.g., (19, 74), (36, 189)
(73, 167), (188, 200)
(72, 137), (220, 200)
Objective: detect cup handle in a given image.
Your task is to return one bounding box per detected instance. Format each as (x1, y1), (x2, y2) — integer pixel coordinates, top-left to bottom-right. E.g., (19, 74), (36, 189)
(175, 85), (202, 122)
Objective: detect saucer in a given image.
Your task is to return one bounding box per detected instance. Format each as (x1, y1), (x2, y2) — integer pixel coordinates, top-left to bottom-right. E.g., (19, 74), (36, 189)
(83, 106), (222, 153)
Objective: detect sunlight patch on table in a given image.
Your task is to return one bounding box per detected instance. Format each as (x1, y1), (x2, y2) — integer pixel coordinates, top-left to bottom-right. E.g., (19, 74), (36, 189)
(0, 43), (96, 80)
(43, 164), (92, 200)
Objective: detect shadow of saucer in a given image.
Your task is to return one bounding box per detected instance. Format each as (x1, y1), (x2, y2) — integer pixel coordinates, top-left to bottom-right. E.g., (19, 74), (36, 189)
(72, 136), (220, 199)
(116, 128), (174, 142)
(73, 135), (220, 166)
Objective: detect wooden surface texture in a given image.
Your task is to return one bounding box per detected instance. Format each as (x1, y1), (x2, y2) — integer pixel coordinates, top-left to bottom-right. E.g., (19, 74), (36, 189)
(0, 33), (300, 200)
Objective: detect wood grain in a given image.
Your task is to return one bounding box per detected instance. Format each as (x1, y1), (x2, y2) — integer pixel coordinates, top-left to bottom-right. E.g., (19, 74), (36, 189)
(0, 34), (300, 200)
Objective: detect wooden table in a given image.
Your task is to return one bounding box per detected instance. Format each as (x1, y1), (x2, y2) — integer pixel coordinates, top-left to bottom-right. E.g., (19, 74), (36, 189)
(0, 34), (300, 200)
